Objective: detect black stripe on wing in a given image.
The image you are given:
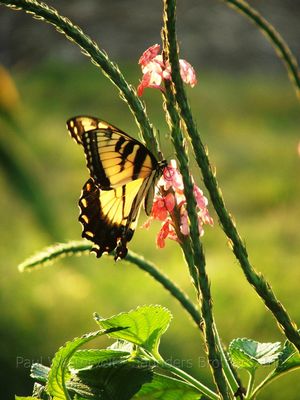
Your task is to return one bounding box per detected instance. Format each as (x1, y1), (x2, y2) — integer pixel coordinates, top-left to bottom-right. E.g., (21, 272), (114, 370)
(67, 116), (158, 185)
(82, 132), (111, 188)
(79, 178), (134, 259)
(81, 129), (156, 188)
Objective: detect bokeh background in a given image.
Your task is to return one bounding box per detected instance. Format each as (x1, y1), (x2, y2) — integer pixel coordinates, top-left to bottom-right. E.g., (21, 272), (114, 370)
(0, 0), (300, 398)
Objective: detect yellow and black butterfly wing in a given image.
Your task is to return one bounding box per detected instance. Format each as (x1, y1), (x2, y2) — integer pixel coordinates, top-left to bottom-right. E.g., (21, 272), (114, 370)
(67, 116), (158, 189)
(79, 174), (158, 259)
(67, 116), (163, 259)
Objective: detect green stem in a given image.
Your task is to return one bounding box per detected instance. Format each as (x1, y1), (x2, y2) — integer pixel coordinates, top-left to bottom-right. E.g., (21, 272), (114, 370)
(245, 370), (255, 399)
(124, 250), (201, 327)
(163, 0), (300, 355)
(159, 360), (220, 400)
(163, 2), (231, 399)
(163, 82), (230, 400)
(0, 0), (160, 157)
(19, 241), (201, 326)
(213, 324), (241, 397)
(249, 370), (280, 400)
(221, 0), (300, 100)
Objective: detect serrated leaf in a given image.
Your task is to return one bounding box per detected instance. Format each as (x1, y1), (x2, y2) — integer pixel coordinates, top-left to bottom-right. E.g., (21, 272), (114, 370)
(69, 363), (153, 400)
(47, 328), (124, 400)
(133, 372), (202, 399)
(31, 363), (50, 383)
(229, 338), (281, 371)
(69, 349), (130, 370)
(95, 305), (172, 358)
(275, 339), (300, 374)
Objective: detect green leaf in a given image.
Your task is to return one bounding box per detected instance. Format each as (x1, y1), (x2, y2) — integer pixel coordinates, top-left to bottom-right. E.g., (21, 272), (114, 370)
(133, 372), (202, 399)
(229, 338), (281, 371)
(47, 328), (124, 400)
(15, 397), (37, 400)
(275, 339), (300, 374)
(31, 363), (50, 383)
(69, 349), (130, 370)
(95, 305), (172, 358)
(69, 363), (153, 400)
(108, 340), (134, 353)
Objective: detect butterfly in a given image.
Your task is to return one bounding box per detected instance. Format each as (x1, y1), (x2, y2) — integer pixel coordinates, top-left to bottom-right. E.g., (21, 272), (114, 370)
(67, 116), (166, 260)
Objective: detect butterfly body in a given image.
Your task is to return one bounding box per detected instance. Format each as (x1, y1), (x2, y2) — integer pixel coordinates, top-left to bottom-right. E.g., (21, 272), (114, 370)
(67, 116), (165, 260)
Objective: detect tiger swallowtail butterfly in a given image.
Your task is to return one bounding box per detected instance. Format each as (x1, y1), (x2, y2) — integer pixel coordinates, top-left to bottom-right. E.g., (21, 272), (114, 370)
(67, 116), (166, 260)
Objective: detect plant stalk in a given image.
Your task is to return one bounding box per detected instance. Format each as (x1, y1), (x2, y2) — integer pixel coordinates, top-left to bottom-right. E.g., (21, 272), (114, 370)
(159, 360), (220, 400)
(162, 0), (300, 354)
(163, 2), (232, 399)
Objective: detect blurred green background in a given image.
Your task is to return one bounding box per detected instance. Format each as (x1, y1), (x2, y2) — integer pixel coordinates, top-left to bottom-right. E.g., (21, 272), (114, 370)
(0, 1), (300, 399)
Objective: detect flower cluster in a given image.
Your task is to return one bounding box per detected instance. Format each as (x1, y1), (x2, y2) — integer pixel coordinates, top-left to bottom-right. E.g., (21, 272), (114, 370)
(143, 160), (213, 248)
(137, 44), (197, 96)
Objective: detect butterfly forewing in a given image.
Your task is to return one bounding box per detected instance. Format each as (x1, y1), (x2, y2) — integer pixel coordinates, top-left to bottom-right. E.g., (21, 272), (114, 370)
(67, 115), (164, 260)
(67, 116), (119, 145)
(67, 116), (157, 189)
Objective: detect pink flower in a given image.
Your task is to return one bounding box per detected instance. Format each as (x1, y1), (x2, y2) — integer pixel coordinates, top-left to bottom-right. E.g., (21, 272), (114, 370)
(180, 211), (189, 236)
(139, 44), (161, 67)
(142, 159), (213, 248)
(137, 44), (197, 96)
(161, 159), (184, 192)
(179, 59), (197, 87)
(151, 193), (175, 221)
(156, 219), (177, 248)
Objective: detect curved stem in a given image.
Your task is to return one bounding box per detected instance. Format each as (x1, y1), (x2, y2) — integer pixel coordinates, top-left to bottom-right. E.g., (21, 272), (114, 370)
(220, 0), (300, 100)
(124, 250), (201, 327)
(19, 241), (201, 326)
(249, 369), (283, 400)
(159, 359), (220, 400)
(0, 0), (160, 157)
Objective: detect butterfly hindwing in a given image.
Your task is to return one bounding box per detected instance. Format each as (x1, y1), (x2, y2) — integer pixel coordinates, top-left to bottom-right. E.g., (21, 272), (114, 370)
(79, 175), (156, 259)
(79, 178), (132, 258)
(67, 116), (165, 260)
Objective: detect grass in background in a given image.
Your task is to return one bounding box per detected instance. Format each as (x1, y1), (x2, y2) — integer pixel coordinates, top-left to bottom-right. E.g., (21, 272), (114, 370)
(0, 62), (299, 398)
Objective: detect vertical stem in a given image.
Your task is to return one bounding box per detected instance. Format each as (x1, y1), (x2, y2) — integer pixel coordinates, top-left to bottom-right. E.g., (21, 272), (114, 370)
(162, 4), (232, 398)
(162, 0), (300, 354)
(245, 370), (256, 399)
(213, 323), (241, 397)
